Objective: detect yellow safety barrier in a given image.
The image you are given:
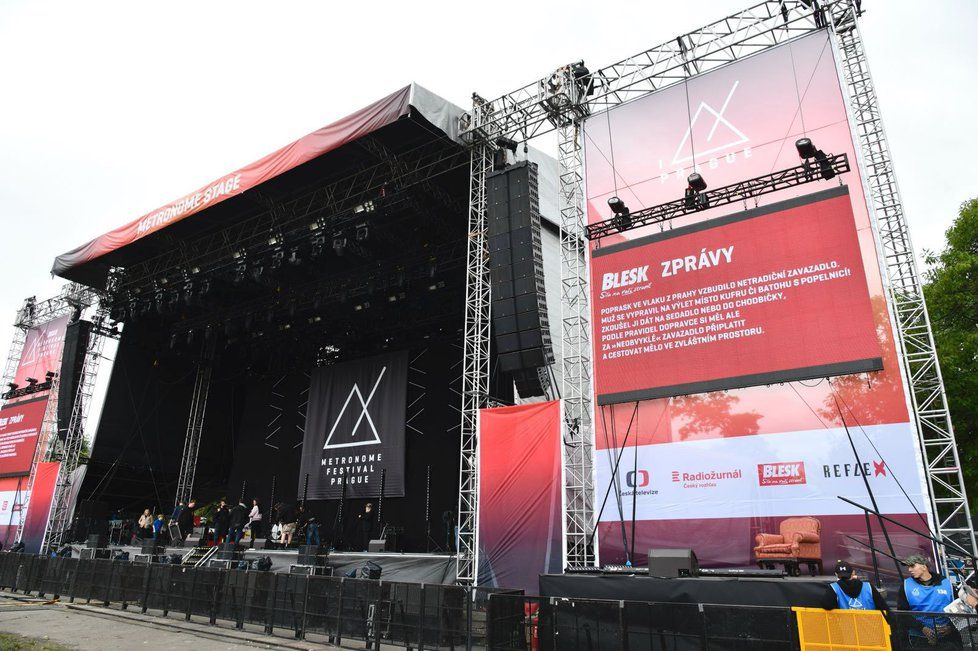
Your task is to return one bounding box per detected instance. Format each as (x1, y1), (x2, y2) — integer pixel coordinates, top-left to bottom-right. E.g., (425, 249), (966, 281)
(793, 607), (891, 651)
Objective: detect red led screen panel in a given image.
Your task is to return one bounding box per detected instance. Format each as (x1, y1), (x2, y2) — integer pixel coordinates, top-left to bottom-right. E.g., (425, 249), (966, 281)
(0, 398), (47, 478)
(592, 186), (882, 404)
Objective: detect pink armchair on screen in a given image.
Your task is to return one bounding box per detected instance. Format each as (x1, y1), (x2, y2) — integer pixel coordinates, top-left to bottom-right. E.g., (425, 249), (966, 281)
(753, 517), (823, 576)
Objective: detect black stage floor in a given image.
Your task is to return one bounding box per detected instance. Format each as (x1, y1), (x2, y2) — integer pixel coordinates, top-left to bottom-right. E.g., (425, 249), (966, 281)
(539, 573), (833, 607)
(70, 544), (457, 584)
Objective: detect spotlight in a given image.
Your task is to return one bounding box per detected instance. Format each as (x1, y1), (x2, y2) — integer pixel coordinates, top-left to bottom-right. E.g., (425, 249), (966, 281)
(310, 234), (326, 258)
(355, 223), (369, 242)
(687, 173), (707, 192)
(571, 62), (594, 97)
(607, 196), (629, 217)
(6, 383), (17, 392)
(333, 235), (347, 256)
(795, 137), (818, 159)
(25, 377), (37, 386)
(287, 248), (301, 266)
(269, 248), (284, 269)
(45, 371), (55, 381)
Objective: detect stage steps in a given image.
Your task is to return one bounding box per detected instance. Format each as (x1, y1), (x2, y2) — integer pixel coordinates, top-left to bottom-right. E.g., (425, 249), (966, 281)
(180, 546), (211, 567)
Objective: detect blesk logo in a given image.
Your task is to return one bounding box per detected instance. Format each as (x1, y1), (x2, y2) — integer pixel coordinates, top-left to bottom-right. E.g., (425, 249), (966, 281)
(757, 462), (807, 486)
(602, 265), (649, 291)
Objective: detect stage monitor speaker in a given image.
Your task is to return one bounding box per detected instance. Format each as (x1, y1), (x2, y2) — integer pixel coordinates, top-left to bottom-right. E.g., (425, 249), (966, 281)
(252, 538), (268, 550)
(648, 548), (699, 578)
(87, 533), (108, 549)
(141, 539), (163, 555)
(487, 161), (554, 398)
(57, 320), (91, 440)
(368, 538), (393, 553)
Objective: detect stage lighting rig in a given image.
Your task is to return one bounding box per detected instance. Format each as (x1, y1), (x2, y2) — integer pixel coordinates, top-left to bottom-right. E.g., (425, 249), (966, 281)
(795, 137), (836, 180)
(355, 223), (369, 242)
(607, 196), (632, 230)
(586, 153), (850, 239)
(684, 173), (710, 211)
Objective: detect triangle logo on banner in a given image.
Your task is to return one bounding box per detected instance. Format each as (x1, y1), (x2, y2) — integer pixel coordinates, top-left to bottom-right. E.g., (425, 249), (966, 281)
(671, 80), (749, 166)
(322, 366), (387, 450)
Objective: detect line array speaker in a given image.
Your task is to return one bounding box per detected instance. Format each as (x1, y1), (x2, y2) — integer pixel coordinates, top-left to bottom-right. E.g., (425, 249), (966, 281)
(487, 161), (553, 398)
(57, 320), (91, 440)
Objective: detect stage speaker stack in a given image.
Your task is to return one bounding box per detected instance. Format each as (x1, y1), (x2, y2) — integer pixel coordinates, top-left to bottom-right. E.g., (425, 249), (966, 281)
(291, 544), (330, 576)
(487, 161), (554, 398)
(367, 538), (393, 552)
(647, 548), (699, 578)
(57, 320), (91, 440)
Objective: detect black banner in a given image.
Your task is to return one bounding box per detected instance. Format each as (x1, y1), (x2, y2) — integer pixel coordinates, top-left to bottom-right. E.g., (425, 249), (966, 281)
(298, 351), (407, 500)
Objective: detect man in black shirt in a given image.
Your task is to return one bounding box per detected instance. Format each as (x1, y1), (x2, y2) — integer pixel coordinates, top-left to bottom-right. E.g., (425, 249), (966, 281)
(227, 501), (248, 545)
(820, 560), (889, 611)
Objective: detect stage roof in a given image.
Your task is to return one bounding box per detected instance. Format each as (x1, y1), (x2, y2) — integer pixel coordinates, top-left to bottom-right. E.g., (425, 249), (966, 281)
(51, 84), (467, 286)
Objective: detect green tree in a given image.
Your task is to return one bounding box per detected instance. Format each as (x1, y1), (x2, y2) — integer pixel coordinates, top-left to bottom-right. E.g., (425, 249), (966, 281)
(923, 198), (978, 509)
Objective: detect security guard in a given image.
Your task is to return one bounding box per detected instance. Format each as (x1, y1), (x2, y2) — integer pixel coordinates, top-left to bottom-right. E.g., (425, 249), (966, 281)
(821, 560), (888, 611)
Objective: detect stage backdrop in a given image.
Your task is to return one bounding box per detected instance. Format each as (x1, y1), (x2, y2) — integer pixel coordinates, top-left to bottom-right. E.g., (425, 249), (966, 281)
(298, 351), (408, 500)
(478, 400), (563, 594)
(584, 30), (932, 568)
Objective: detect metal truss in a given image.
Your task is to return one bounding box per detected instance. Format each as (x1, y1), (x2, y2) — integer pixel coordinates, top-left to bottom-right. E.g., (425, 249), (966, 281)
(587, 154), (851, 239)
(4, 284), (100, 548)
(455, 97), (494, 584)
(559, 117), (597, 569)
(830, 4), (976, 568)
(42, 304), (115, 553)
(462, 1), (830, 143)
(175, 335), (217, 506)
(115, 140), (468, 296)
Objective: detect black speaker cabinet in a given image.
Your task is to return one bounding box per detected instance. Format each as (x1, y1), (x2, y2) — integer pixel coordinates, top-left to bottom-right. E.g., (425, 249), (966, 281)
(86, 533), (108, 549)
(647, 548), (699, 578)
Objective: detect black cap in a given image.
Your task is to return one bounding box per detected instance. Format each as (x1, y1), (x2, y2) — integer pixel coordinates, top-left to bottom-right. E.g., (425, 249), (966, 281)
(835, 560), (853, 578)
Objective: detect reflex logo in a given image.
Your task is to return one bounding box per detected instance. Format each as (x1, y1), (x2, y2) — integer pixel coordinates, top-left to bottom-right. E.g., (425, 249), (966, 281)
(626, 470), (649, 488)
(602, 265), (649, 291)
(757, 462), (807, 487)
(823, 461), (887, 479)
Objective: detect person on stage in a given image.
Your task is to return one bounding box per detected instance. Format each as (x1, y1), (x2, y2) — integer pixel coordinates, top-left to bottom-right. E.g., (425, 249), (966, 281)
(152, 514), (164, 540)
(897, 554), (972, 648)
(228, 501), (248, 545)
(213, 500), (229, 545)
(305, 514), (321, 547)
(137, 509), (154, 540)
(178, 499), (196, 542)
(247, 499), (263, 543)
(358, 502), (375, 551)
(278, 502), (297, 547)
(820, 560), (888, 611)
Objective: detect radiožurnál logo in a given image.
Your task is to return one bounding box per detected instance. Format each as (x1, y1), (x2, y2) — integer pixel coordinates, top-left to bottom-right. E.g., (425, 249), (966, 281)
(757, 462), (807, 486)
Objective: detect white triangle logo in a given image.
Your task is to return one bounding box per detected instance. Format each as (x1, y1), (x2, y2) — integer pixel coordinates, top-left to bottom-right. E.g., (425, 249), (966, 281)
(671, 81), (748, 166)
(322, 366), (387, 450)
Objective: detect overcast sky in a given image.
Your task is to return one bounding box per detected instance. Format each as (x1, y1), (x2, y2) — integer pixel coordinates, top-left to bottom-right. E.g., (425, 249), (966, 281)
(0, 0), (975, 334)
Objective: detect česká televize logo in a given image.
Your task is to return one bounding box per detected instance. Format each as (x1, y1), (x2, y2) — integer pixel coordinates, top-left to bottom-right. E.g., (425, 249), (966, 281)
(626, 470), (649, 488)
(757, 462), (807, 487)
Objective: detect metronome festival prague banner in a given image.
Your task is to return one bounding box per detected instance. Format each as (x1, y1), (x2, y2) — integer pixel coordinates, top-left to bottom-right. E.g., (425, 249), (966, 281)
(583, 31), (932, 567)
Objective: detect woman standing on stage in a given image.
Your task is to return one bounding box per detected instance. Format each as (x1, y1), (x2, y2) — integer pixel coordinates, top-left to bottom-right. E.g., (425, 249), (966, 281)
(248, 499), (263, 543)
(137, 509), (154, 539)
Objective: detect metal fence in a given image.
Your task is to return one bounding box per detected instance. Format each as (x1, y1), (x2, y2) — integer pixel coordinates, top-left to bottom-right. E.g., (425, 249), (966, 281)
(487, 594), (978, 651)
(6, 553), (978, 650)
(0, 553), (508, 649)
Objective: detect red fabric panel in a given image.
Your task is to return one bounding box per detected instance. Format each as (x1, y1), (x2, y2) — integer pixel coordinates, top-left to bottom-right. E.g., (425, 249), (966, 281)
(21, 461), (59, 554)
(52, 85), (413, 276)
(478, 400), (562, 593)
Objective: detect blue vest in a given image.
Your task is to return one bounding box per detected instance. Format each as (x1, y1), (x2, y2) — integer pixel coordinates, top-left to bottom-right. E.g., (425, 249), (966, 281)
(831, 581), (874, 610)
(904, 576), (953, 629)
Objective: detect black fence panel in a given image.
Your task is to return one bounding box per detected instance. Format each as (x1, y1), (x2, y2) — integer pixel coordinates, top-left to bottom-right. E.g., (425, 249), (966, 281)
(186, 567), (224, 623)
(37, 556), (77, 598)
(269, 572), (307, 637)
(301, 575), (345, 644)
(701, 604), (797, 650)
(0, 554), (21, 589)
(889, 610), (978, 650)
(141, 563), (175, 614)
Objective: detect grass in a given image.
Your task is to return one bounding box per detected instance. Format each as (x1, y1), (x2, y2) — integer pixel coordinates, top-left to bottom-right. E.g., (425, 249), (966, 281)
(0, 632), (69, 651)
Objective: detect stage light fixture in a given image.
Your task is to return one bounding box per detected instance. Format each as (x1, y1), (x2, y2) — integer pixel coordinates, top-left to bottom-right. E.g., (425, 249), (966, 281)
(270, 248), (284, 269)
(687, 173), (707, 192)
(495, 136), (519, 153)
(6, 383), (17, 392)
(795, 137), (817, 159)
(571, 62), (594, 97)
(608, 196), (629, 217)
(25, 377), (37, 386)
(310, 234), (326, 258)
(333, 235), (347, 255)
(287, 248), (301, 266)
(45, 371), (55, 381)
(355, 223), (369, 242)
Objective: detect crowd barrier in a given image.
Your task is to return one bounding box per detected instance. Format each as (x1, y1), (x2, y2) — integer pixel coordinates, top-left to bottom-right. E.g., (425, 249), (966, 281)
(0, 552), (511, 649)
(4, 553), (978, 650)
(485, 593), (978, 650)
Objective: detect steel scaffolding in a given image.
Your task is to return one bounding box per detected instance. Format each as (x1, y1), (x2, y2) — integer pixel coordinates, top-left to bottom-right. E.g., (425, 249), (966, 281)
(830, 4), (976, 567)
(42, 303), (114, 553)
(454, 94), (494, 584)
(174, 335), (218, 506)
(458, 0), (970, 577)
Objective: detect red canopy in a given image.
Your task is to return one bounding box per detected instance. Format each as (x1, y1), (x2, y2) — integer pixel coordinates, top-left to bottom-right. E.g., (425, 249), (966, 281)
(52, 85), (417, 278)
